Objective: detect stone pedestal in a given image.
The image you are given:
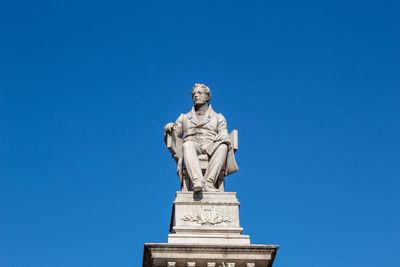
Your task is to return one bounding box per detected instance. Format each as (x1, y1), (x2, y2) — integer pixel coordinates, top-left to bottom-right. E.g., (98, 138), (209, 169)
(168, 192), (250, 245)
(142, 191), (279, 267)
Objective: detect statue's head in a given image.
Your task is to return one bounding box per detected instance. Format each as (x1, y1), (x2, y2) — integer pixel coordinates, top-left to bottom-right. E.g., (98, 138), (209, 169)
(191, 83), (211, 105)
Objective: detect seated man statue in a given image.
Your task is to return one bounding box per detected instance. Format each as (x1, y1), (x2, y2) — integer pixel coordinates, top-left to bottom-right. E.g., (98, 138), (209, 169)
(163, 83), (239, 192)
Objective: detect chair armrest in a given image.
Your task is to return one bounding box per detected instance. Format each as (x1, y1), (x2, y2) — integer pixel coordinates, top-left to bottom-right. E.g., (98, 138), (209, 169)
(164, 131), (183, 158)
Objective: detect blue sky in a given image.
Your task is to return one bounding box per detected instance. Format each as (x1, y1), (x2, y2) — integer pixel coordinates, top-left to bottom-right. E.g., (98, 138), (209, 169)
(0, 1), (399, 266)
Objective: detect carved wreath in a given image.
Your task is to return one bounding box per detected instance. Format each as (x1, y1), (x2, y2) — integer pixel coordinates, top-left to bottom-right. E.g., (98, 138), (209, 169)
(182, 208), (231, 225)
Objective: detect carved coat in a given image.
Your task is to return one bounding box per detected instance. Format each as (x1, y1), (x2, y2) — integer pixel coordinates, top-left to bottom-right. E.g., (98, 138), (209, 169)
(173, 105), (239, 176)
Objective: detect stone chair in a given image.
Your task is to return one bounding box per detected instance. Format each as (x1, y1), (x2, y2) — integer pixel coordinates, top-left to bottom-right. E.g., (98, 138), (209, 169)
(164, 130), (238, 192)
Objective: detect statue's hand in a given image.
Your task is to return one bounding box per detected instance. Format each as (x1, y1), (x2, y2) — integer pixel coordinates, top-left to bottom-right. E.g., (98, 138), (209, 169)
(214, 134), (228, 142)
(163, 123), (175, 132)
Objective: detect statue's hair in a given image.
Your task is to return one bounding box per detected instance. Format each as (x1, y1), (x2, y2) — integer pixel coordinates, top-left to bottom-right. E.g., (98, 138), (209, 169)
(191, 83), (211, 100)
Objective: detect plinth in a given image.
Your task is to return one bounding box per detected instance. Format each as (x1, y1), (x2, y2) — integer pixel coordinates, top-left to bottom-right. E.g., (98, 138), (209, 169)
(142, 192), (279, 267)
(169, 192), (249, 245)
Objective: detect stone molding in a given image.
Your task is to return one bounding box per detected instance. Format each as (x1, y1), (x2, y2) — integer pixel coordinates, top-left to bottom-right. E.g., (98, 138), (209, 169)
(143, 243), (279, 267)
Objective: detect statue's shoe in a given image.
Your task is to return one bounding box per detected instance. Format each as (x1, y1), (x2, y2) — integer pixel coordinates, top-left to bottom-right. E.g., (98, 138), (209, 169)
(204, 185), (219, 192)
(193, 183), (203, 192)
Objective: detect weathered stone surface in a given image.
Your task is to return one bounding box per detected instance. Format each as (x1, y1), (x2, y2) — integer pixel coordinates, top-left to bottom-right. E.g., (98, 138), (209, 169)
(168, 191), (250, 245)
(143, 243), (279, 267)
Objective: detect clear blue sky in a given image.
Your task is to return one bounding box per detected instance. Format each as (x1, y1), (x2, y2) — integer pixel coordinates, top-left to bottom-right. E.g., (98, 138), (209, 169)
(0, 1), (399, 266)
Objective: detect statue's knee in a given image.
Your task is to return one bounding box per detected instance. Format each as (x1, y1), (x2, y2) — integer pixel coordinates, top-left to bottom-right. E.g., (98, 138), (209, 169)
(219, 143), (228, 152)
(183, 141), (195, 151)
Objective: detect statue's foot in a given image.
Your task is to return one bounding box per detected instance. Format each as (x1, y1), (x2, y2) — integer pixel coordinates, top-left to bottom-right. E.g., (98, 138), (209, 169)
(204, 184), (219, 192)
(193, 183), (203, 192)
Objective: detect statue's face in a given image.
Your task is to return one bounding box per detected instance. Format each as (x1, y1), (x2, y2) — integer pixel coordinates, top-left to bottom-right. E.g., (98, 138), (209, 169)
(192, 87), (210, 105)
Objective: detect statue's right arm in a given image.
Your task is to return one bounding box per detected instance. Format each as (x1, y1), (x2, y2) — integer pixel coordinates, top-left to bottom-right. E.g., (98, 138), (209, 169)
(173, 114), (184, 138)
(163, 114), (184, 138)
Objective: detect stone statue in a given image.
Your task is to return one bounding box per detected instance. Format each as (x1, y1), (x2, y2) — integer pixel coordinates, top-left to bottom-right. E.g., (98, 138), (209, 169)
(144, 84), (279, 266)
(163, 83), (239, 192)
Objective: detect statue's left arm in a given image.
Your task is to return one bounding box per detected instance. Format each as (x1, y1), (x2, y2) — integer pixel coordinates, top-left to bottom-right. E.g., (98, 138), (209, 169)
(215, 114), (231, 144)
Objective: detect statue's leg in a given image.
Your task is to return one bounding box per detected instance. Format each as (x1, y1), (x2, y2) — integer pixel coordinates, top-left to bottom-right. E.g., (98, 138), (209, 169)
(204, 143), (228, 191)
(182, 141), (203, 192)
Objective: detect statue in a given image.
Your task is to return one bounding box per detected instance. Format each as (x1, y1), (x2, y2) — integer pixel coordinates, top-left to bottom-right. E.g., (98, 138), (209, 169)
(163, 83), (239, 192)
